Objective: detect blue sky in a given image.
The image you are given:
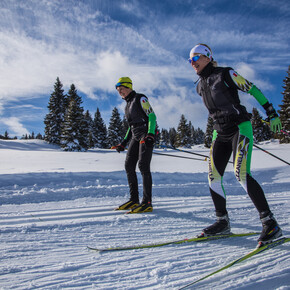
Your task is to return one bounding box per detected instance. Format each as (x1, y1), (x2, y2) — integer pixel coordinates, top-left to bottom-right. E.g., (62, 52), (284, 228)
(0, 0), (289, 137)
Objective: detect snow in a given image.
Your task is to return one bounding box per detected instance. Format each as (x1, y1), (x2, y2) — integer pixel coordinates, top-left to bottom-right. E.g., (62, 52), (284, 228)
(0, 139), (290, 289)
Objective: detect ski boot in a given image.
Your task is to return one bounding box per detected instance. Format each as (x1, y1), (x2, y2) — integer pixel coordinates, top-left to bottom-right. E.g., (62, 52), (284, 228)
(127, 202), (153, 214)
(198, 214), (231, 238)
(257, 212), (282, 247)
(115, 200), (139, 211)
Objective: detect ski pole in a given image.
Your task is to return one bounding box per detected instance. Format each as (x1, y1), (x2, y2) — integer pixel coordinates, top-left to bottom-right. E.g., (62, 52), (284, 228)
(281, 129), (290, 136)
(159, 144), (209, 160)
(111, 146), (206, 161)
(160, 144), (233, 164)
(153, 151), (207, 162)
(253, 144), (290, 166)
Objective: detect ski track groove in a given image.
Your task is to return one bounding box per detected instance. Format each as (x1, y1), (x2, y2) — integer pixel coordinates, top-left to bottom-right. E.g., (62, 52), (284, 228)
(1, 195), (289, 289)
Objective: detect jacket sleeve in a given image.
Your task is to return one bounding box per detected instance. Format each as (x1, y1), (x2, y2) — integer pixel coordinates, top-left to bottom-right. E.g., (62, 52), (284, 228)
(224, 69), (270, 107)
(121, 127), (132, 146)
(140, 96), (156, 135)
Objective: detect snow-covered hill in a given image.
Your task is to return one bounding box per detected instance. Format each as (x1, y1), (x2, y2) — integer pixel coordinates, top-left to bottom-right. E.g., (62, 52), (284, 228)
(0, 139), (289, 289)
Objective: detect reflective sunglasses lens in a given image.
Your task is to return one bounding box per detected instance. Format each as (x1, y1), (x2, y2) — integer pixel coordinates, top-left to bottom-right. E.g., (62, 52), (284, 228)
(188, 55), (201, 63)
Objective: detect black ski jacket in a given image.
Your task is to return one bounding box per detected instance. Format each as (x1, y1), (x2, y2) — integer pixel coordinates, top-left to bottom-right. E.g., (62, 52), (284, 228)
(124, 90), (149, 141)
(197, 63), (250, 132)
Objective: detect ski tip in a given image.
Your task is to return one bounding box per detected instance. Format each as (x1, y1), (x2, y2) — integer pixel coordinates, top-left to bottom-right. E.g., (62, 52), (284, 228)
(87, 246), (99, 251)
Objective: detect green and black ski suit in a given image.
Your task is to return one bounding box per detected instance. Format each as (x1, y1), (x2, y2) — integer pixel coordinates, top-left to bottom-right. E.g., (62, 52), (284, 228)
(121, 90), (156, 204)
(197, 62), (274, 218)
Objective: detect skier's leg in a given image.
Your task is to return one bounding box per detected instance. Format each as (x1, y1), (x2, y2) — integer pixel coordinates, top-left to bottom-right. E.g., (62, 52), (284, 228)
(124, 138), (140, 203)
(138, 140), (153, 204)
(233, 121), (282, 243)
(233, 121), (270, 213)
(208, 130), (232, 217)
(201, 131), (232, 236)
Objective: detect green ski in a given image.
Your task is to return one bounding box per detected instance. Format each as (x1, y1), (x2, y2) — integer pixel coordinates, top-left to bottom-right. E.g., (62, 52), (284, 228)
(179, 237), (290, 289)
(87, 232), (258, 252)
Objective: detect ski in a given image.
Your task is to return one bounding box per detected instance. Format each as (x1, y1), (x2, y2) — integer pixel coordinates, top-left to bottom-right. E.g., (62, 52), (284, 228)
(87, 232), (258, 252)
(179, 237), (290, 289)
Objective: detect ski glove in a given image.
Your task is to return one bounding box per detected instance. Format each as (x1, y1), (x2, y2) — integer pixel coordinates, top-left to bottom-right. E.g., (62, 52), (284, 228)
(111, 144), (125, 152)
(144, 133), (155, 148)
(265, 103), (282, 133)
(270, 117), (282, 133)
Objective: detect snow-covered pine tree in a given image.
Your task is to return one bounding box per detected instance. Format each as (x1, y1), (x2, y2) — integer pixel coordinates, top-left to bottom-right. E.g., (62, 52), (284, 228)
(188, 121), (194, 146)
(44, 77), (66, 145)
(251, 108), (271, 143)
(61, 84), (88, 151)
(175, 114), (191, 148)
(169, 127), (177, 147)
(204, 116), (214, 148)
(84, 110), (94, 148)
(160, 128), (169, 147)
(93, 108), (107, 148)
(107, 107), (123, 148)
(195, 127), (205, 145)
(278, 65), (290, 143)
(36, 133), (43, 140)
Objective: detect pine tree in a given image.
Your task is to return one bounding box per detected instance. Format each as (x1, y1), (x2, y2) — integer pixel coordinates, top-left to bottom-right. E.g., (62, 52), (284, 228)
(93, 108), (107, 148)
(175, 114), (191, 148)
(36, 133), (43, 140)
(4, 131), (9, 140)
(188, 121), (196, 146)
(195, 127), (205, 145)
(44, 77), (66, 145)
(251, 108), (271, 143)
(84, 110), (94, 148)
(278, 65), (290, 143)
(107, 107), (123, 148)
(169, 127), (177, 147)
(160, 128), (169, 147)
(204, 116), (214, 148)
(61, 84), (88, 151)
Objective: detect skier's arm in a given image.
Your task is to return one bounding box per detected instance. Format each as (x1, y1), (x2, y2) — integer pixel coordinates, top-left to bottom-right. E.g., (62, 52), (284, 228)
(225, 69), (281, 133)
(140, 96), (156, 135)
(112, 127), (131, 152)
(148, 113), (156, 135)
(124, 127), (132, 141)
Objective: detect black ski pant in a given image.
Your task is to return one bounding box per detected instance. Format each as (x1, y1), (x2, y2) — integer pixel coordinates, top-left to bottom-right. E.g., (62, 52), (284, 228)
(125, 138), (153, 204)
(209, 121), (270, 218)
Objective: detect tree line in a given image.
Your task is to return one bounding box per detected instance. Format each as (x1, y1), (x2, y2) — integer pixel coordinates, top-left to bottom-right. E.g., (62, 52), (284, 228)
(1, 66), (289, 147)
(42, 77), (206, 151)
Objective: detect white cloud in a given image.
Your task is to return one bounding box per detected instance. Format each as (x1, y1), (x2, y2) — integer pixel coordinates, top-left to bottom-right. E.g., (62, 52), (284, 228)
(1, 117), (30, 136)
(0, 0), (288, 135)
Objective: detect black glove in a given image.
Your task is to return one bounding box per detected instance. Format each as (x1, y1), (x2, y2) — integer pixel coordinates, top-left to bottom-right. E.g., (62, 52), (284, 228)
(111, 139), (127, 152)
(115, 144), (125, 153)
(144, 133), (155, 147)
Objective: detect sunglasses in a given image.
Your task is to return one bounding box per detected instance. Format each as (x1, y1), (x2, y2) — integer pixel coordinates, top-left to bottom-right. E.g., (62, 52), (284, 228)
(188, 54), (202, 64)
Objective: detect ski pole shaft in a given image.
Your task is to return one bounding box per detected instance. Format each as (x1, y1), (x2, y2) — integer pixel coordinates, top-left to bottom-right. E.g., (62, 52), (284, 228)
(281, 129), (290, 136)
(253, 144), (290, 166)
(153, 151), (207, 161)
(159, 144), (209, 159)
(161, 145), (233, 164)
